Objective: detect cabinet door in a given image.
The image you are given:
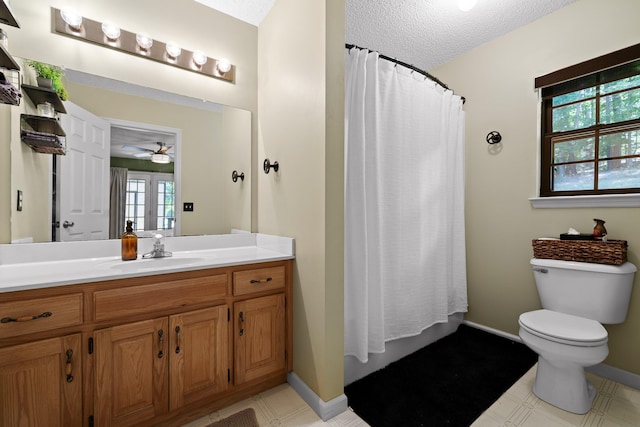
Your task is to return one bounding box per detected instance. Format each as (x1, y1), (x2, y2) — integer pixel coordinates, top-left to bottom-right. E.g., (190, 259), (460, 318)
(0, 334), (82, 427)
(94, 318), (168, 427)
(235, 294), (285, 385)
(169, 305), (229, 410)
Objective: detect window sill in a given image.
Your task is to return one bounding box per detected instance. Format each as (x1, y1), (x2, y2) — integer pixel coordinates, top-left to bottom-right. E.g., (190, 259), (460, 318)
(529, 194), (640, 209)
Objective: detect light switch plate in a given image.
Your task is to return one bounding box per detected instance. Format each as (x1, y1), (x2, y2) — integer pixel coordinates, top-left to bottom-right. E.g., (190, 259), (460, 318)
(17, 190), (23, 211)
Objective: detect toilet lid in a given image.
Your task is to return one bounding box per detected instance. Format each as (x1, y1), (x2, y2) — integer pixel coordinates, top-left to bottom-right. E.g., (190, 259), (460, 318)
(519, 309), (608, 345)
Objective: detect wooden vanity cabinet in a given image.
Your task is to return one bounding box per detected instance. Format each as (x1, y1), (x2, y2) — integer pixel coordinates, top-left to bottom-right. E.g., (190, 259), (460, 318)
(233, 265), (288, 385)
(94, 305), (230, 427)
(0, 334), (82, 427)
(94, 317), (169, 426)
(234, 294), (286, 384)
(0, 259), (292, 427)
(169, 305), (229, 411)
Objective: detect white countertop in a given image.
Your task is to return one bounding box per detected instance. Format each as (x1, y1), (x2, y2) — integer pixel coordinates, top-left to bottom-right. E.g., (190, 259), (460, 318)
(0, 233), (294, 293)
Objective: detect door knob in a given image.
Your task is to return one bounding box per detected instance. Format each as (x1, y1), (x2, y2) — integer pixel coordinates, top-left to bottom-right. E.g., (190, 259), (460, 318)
(63, 221), (75, 228)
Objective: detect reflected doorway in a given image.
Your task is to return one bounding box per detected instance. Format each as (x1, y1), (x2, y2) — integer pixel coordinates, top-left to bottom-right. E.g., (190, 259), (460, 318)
(53, 111), (181, 241)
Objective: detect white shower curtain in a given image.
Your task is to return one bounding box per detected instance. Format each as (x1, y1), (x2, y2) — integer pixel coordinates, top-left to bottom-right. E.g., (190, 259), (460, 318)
(344, 48), (468, 363)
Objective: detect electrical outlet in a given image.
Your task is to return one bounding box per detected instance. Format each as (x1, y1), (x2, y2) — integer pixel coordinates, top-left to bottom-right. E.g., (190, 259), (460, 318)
(183, 202), (194, 212)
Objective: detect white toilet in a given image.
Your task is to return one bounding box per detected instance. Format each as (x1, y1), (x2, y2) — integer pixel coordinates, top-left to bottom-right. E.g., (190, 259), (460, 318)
(519, 258), (637, 414)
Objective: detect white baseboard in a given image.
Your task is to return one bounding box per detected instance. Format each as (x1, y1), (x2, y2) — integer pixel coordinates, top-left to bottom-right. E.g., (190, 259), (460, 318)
(464, 320), (640, 390)
(287, 372), (348, 421)
(587, 363), (640, 390)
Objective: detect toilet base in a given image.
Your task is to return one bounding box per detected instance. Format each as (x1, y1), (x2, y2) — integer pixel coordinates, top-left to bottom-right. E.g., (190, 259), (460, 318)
(533, 356), (596, 414)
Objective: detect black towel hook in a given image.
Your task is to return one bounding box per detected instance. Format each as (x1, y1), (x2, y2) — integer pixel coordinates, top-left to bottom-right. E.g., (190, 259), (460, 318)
(231, 170), (244, 182)
(486, 131), (502, 144)
(263, 158), (279, 174)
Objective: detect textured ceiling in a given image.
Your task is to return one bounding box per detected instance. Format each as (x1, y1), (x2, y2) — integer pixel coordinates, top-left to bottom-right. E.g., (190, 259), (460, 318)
(195, 0), (576, 71)
(346, 0), (576, 71)
(194, 0), (276, 26)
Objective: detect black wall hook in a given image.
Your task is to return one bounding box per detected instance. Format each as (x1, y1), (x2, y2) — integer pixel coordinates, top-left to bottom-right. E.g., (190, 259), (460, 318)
(232, 170), (244, 182)
(486, 131), (502, 144)
(263, 158), (279, 174)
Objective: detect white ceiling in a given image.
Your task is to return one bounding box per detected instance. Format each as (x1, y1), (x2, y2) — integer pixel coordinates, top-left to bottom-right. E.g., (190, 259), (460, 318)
(110, 127), (176, 161)
(346, 0), (577, 71)
(194, 0), (277, 26)
(196, 0), (575, 71)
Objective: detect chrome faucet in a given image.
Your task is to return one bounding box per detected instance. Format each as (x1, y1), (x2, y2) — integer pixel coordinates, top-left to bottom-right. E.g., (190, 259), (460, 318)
(143, 234), (173, 258)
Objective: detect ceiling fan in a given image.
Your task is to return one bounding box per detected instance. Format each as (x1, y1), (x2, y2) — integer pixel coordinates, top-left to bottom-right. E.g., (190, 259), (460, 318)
(121, 142), (174, 164)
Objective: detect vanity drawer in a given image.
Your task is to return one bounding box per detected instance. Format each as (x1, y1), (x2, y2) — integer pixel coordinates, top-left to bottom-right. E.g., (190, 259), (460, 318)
(233, 266), (285, 296)
(94, 274), (227, 321)
(0, 294), (83, 339)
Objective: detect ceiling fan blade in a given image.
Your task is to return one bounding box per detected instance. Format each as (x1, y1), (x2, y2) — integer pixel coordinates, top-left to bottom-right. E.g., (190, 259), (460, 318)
(134, 152), (152, 158)
(157, 145), (172, 154)
(122, 145), (154, 153)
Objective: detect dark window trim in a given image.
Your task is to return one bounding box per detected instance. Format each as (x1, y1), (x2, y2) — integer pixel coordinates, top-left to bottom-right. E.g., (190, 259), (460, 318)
(535, 43), (640, 89)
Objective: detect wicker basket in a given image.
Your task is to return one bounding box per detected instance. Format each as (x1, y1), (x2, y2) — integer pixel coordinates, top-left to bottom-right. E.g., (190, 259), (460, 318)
(532, 239), (627, 265)
(20, 130), (66, 155)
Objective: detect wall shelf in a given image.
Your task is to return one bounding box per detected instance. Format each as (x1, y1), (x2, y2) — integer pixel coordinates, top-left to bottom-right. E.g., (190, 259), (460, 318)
(0, 4), (21, 106)
(0, 46), (21, 106)
(21, 114), (66, 136)
(20, 114), (66, 155)
(21, 85), (67, 113)
(0, 44), (19, 71)
(0, 1), (20, 27)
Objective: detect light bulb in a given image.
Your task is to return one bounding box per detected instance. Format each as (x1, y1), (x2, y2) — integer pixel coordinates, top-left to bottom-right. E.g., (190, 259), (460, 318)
(101, 22), (121, 40)
(193, 50), (208, 66)
(166, 42), (181, 59)
(136, 33), (153, 50)
(60, 8), (83, 30)
(216, 59), (231, 74)
(151, 153), (170, 164)
(457, 0), (477, 12)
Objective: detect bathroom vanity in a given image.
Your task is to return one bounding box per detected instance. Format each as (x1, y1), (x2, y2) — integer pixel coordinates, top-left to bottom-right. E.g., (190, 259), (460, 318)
(0, 233), (294, 427)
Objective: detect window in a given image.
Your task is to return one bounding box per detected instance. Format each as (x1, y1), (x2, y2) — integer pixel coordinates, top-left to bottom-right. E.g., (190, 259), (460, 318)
(126, 178), (146, 231)
(126, 172), (175, 234)
(155, 179), (176, 231)
(537, 44), (640, 197)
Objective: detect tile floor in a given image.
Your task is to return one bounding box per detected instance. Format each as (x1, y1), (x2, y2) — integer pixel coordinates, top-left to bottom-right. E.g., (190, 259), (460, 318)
(182, 383), (368, 427)
(184, 364), (640, 427)
(472, 365), (640, 427)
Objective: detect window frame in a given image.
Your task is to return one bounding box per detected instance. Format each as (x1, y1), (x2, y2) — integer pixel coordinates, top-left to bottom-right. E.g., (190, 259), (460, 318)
(536, 43), (640, 198)
(126, 171), (175, 235)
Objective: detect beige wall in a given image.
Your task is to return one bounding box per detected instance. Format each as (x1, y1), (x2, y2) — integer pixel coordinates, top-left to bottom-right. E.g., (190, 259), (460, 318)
(433, 0), (640, 374)
(258, 0), (345, 402)
(0, 105), (11, 242)
(1, 0), (258, 243)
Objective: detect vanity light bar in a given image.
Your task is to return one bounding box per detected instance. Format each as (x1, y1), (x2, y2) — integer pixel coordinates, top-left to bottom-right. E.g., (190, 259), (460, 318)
(52, 8), (235, 83)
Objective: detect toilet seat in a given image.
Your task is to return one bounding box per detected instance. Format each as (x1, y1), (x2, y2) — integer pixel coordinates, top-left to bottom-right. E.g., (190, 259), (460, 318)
(519, 309), (607, 346)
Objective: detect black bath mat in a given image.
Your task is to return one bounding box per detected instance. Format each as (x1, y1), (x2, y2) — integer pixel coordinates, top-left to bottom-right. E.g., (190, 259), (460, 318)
(344, 324), (537, 427)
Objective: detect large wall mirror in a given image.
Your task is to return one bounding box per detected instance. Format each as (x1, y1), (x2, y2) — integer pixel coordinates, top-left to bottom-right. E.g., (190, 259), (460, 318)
(7, 62), (251, 244)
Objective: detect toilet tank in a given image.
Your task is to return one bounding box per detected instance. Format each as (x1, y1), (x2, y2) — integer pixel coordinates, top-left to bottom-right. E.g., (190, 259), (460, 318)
(531, 258), (637, 324)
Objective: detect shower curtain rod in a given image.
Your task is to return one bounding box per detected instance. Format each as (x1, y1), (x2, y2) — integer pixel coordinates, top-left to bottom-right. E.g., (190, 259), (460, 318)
(345, 44), (465, 103)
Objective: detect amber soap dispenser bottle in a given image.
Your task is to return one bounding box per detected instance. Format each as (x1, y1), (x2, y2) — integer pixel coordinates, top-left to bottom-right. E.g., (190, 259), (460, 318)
(121, 220), (138, 261)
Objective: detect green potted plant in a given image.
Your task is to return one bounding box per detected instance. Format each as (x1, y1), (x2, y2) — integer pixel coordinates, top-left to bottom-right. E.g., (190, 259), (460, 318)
(26, 60), (68, 100)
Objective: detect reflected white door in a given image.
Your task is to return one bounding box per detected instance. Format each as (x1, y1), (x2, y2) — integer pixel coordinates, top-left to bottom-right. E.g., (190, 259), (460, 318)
(58, 102), (110, 241)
